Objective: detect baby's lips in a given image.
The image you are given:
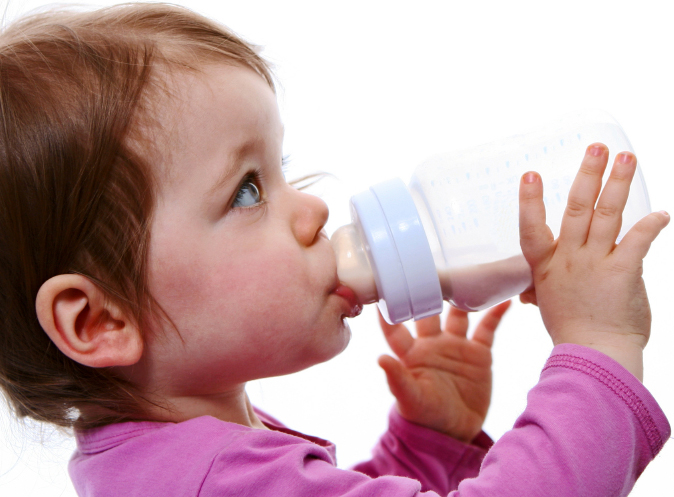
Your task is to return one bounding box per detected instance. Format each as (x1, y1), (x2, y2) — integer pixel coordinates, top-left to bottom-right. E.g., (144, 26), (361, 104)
(333, 283), (363, 318)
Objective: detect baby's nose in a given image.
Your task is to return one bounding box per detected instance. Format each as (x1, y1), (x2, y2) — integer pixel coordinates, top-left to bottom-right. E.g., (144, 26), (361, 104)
(291, 190), (329, 246)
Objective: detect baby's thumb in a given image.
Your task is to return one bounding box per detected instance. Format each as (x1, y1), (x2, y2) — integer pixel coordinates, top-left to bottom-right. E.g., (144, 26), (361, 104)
(378, 354), (418, 406)
(519, 171), (554, 266)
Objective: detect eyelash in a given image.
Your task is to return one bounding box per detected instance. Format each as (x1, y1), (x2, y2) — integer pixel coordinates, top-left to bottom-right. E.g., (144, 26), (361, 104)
(231, 170), (265, 211)
(230, 156), (290, 212)
(281, 154), (291, 180)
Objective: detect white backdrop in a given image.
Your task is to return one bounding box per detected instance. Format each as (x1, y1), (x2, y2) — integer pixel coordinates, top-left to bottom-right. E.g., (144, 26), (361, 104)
(1, 1), (672, 495)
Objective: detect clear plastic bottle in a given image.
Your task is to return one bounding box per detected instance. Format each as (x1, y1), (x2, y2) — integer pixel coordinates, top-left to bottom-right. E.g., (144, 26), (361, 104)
(330, 111), (651, 324)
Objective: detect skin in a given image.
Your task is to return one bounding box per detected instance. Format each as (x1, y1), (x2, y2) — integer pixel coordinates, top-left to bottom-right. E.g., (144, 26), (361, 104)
(36, 64), (667, 442)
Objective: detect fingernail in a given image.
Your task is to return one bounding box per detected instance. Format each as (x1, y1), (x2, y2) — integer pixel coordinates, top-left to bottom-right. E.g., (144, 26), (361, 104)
(523, 172), (537, 184)
(587, 143), (605, 157)
(659, 210), (670, 217)
(617, 152), (635, 164)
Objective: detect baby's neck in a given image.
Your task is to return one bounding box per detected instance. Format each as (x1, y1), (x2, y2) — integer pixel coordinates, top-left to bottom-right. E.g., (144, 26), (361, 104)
(138, 384), (269, 429)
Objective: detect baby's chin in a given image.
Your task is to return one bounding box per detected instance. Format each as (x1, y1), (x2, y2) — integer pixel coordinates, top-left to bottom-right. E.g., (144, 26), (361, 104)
(335, 317), (353, 354)
(295, 319), (352, 373)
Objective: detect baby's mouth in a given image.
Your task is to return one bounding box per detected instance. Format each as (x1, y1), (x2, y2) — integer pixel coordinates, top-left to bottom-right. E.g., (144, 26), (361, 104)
(332, 283), (363, 318)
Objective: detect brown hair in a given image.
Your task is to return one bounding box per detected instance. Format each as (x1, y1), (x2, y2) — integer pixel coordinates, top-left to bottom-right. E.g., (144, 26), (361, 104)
(0, 3), (274, 429)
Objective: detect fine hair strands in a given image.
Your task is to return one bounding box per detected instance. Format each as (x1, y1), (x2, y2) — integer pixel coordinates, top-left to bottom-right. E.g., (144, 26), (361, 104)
(0, 2), (279, 430)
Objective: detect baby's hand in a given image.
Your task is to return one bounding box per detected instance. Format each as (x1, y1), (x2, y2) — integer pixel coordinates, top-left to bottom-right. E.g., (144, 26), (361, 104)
(377, 301), (510, 443)
(518, 143), (669, 380)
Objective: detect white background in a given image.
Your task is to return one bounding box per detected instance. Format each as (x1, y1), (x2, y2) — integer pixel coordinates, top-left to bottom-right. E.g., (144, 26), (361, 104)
(1, 0), (672, 495)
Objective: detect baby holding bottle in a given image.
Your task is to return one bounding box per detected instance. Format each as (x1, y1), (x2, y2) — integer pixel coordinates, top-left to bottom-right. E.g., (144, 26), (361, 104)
(0, 3), (669, 496)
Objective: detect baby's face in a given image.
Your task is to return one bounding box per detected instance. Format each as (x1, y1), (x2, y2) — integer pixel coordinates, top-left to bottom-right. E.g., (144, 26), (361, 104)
(141, 64), (353, 397)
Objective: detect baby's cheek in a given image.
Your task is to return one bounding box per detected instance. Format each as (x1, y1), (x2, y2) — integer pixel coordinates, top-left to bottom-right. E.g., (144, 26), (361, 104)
(148, 251), (211, 309)
(233, 254), (319, 319)
(146, 224), (213, 305)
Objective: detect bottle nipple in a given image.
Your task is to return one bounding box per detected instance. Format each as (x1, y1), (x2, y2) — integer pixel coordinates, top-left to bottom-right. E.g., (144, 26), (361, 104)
(330, 223), (378, 305)
(331, 178), (443, 324)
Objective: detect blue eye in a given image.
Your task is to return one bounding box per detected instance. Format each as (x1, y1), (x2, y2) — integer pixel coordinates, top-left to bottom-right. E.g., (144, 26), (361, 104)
(232, 176), (262, 208)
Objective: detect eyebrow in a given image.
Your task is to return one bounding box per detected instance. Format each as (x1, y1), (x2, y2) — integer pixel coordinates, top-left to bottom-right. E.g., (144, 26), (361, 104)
(205, 126), (285, 200)
(205, 141), (256, 200)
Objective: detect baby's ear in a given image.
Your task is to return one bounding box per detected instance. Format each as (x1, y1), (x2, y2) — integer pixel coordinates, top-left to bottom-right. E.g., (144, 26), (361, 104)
(35, 274), (143, 368)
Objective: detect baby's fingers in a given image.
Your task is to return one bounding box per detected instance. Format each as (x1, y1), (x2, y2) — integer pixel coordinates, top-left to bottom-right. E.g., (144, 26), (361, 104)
(443, 306), (469, 337)
(519, 172), (554, 267)
(615, 210), (670, 261)
(378, 310), (414, 358)
(472, 300), (511, 347)
(378, 354), (419, 407)
(587, 152), (637, 252)
(557, 144), (609, 247)
(416, 313), (442, 338)
(519, 287), (538, 306)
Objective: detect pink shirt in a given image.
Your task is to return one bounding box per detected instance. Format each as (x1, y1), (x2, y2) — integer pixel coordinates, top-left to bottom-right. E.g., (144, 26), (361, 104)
(69, 344), (670, 496)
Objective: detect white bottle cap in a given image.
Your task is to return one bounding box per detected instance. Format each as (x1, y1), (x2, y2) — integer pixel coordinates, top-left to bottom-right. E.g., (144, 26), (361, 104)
(350, 178), (443, 324)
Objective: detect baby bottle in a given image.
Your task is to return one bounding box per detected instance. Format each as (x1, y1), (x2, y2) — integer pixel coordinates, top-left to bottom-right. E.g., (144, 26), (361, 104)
(330, 111), (651, 324)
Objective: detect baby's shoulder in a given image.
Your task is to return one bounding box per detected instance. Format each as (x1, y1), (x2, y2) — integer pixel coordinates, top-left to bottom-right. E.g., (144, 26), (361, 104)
(69, 415), (336, 497)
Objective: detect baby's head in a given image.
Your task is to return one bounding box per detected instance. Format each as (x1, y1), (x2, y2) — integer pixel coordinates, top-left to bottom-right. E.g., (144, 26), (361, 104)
(0, 3), (353, 429)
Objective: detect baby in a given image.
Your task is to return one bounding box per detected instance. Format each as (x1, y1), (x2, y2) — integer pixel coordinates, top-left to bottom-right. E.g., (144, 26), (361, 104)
(0, 3), (669, 496)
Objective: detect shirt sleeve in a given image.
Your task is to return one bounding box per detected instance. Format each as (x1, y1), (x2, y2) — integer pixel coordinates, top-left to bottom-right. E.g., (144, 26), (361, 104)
(350, 408), (492, 494)
(449, 343), (670, 496)
(200, 344), (670, 497)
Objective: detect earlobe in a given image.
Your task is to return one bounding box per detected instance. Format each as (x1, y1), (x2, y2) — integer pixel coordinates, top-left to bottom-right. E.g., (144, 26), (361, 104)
(35, 274), (143, 368)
